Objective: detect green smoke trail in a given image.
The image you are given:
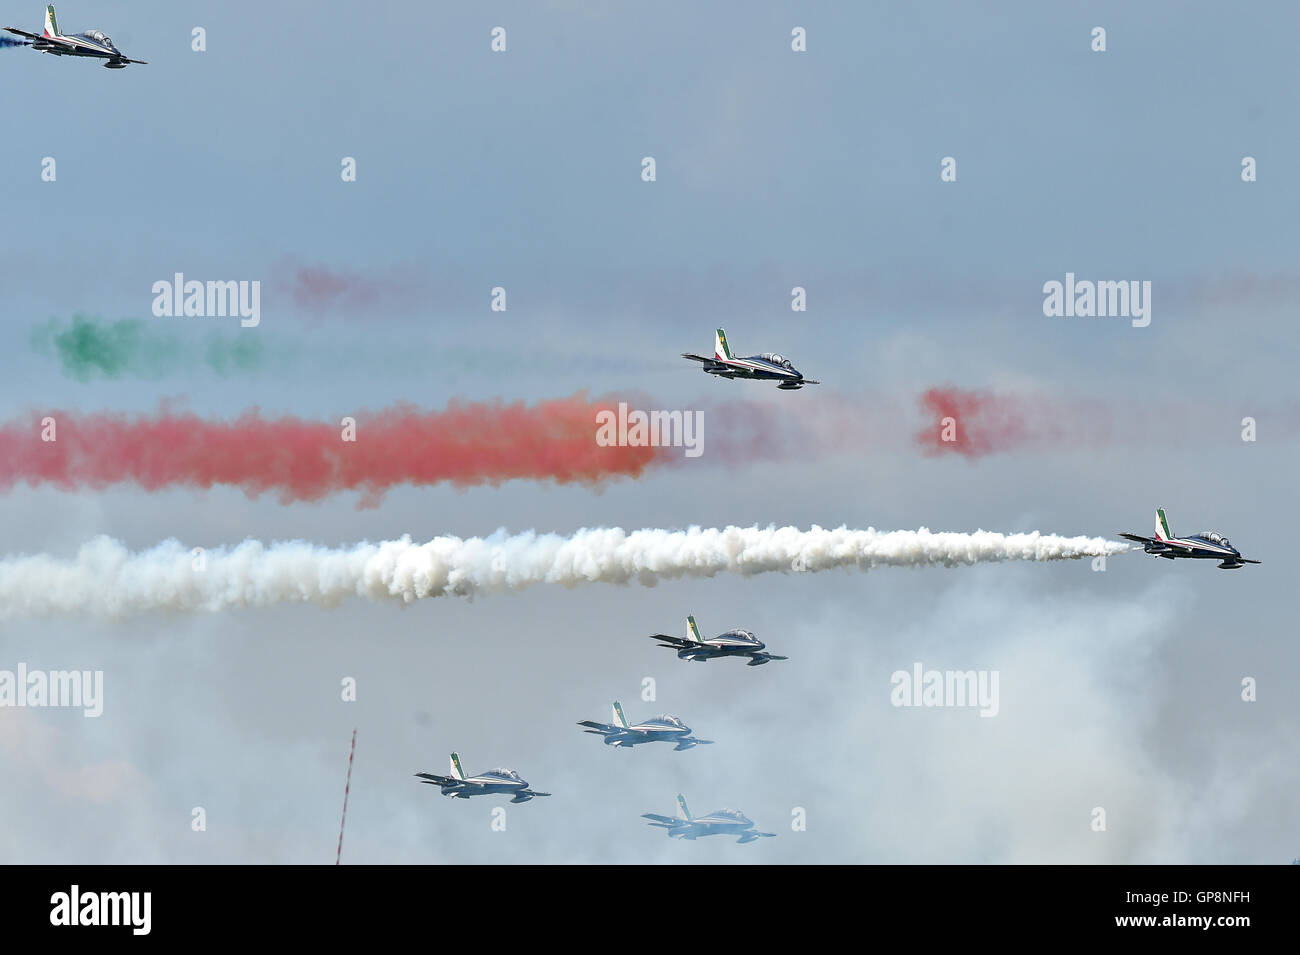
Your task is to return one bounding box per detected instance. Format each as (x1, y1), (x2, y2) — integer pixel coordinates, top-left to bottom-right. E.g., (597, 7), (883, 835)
(28, 315), (669, 384)
(31, 315), (264, 381)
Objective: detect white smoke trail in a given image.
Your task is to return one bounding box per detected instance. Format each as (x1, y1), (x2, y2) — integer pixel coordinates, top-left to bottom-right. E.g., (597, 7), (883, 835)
(0, 525), (1129, 620)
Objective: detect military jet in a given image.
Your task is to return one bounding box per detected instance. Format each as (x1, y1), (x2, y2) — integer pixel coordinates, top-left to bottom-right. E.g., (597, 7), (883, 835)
(643, 794), (776, 844)
(578, 701), (713, 750)
(5, 5), (147, 68)
(1120, 507), (1260, 570)
(649, 615), (787, 666)
(682, 328), (819, 389)
(414, 752), (551, 802)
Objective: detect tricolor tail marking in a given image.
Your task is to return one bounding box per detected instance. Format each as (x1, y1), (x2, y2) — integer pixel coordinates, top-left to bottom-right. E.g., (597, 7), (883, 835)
(686, 615), (703, 643)
(714, 328), (732, 361)
(676, 793), (692, 821)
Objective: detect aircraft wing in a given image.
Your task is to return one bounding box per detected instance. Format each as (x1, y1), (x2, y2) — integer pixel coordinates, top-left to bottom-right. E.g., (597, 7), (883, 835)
(681, 353), (713, 363)
(642, 813), (678, 826)
(801, 379), (821, 385)
(119, 57), (148, 64)
(519, 789), (551, 798)
(1118, 533), (1155, 544)
(1238, 558), (1262, 564)
(648, 633), (693, 649)
(414, 772), (455, 785)
(577, 720), (617, 733)
(3, 27), (42, 39)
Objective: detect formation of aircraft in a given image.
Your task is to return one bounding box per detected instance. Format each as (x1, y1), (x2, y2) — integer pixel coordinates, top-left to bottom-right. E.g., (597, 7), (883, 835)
(4, 5), (147, 68)
(413, 510), (1259, 836)
(643, 794), (776, 844)
(649, 615), (788, 666)
(1120, 507), (1261, 570)
(578, 701), (713, 750)
(414, 753), (550, 803)
(418, 622), (781, 835)
(682, 327), (820, 389)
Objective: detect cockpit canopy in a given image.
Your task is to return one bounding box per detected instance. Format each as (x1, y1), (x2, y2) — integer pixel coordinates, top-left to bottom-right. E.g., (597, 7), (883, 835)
(759, 352), (794, 369)
(720, 629), (756, 642)
(85, 30), (115, 47)
(488, 768), (521, 780)
(652, 715), (685, 727)
(1196, 532), (1231, 547)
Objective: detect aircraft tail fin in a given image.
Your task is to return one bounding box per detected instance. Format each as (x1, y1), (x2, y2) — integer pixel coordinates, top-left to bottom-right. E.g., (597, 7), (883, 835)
(43, 3), (58, 37)
(611, 701), (629, 729)
(448, 752), (466, 781)
(714, 328), (732, 361)
(1155, 507), (1172, 541)
(685, 615), (703, 643)
(676, 793), (692, 821)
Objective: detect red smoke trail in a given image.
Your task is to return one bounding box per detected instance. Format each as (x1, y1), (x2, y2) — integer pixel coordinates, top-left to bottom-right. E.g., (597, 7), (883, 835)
(0, 395), (665, 505)
(291, 265), (381, 310)
(915, 388), (1035, 458)
(280, 259), (426, 315)
(912, 388), (1284, 458)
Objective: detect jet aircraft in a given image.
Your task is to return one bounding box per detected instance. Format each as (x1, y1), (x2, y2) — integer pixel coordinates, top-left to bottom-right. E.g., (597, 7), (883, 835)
(643, 794), (776, 843)
(682, 328), (819, 389)
(577, 701), (713, 749)
(1120, 507), (1260, 569)
(5, 5), (147, 68)
(414, 752), (551, 802)
(649, 615), (788, 666)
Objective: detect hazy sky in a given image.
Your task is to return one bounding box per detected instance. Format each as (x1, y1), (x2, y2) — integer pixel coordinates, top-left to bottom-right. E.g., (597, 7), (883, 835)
(0, 0), (1296, 863)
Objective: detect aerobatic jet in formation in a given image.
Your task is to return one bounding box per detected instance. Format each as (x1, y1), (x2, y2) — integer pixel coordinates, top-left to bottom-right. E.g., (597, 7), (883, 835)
(643, 794), (776, 844)
(648, 615), (788, 666)
(414, 753), (551, 802)
(1120, 507), (1260, 570)
(682, 327), (820, 389)
(5, 5), (147, 68)
(578, 701), (713, 750)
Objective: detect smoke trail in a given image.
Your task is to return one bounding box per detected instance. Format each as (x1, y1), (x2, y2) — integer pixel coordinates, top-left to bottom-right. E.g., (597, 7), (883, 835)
(29, 315), (672, 381)
(0, 396), (663, 504)
(0, 525), (1129, 620)
(915, 388), (1036, 458)
(31, 316), (263, 381)
(278, 259), (429, 316)
(913, 387), (1300, 458)
(291, 265), (382, 310)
